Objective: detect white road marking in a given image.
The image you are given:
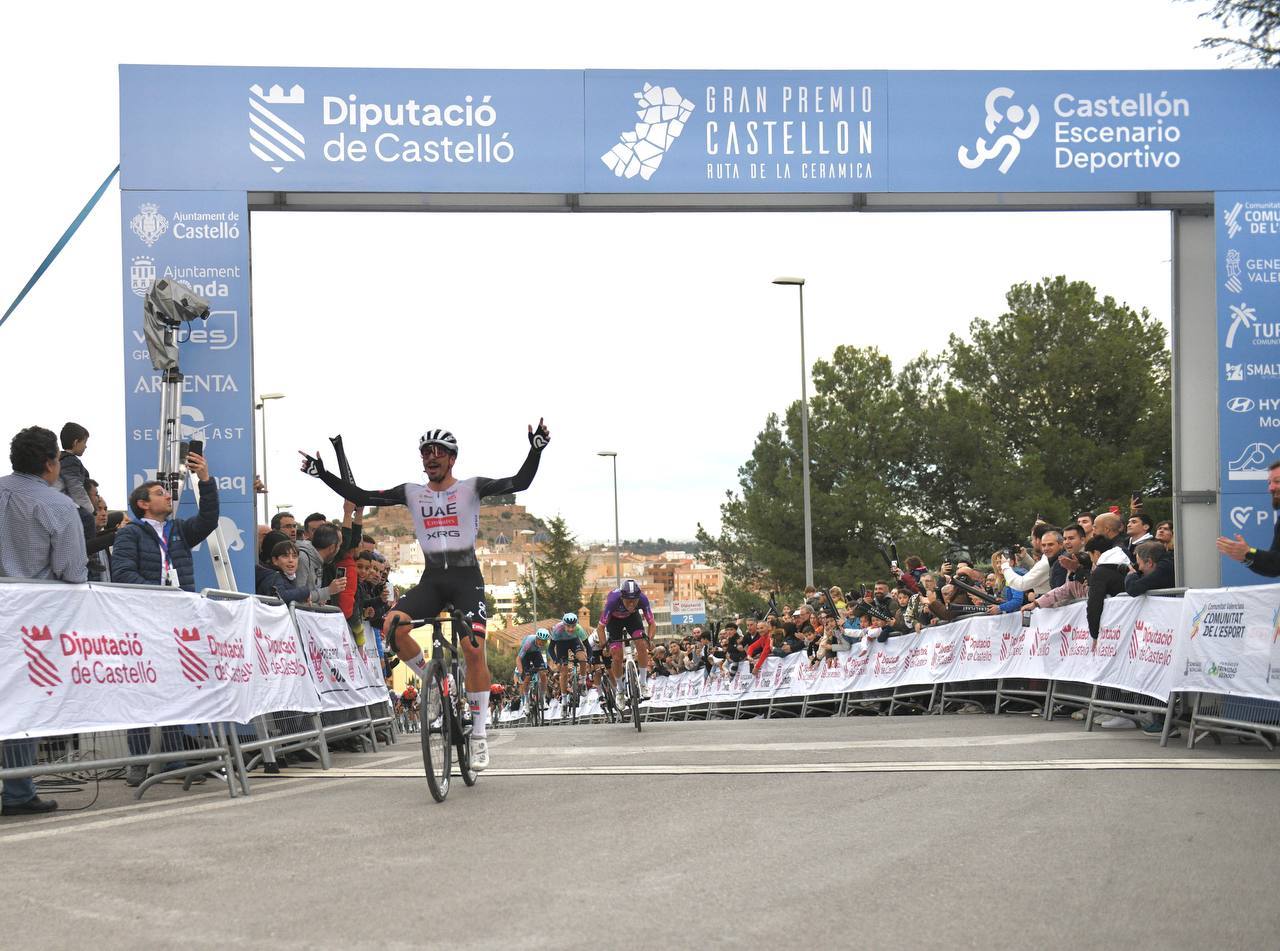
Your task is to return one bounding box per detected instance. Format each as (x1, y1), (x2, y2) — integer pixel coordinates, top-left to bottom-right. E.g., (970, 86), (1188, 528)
(0, 778), (351, 844)
(493, 732), (1106, 757)
(266, 758), (1280, 779)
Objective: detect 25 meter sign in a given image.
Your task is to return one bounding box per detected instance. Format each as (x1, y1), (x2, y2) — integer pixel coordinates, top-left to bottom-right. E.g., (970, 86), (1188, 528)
(672, 599), (707, 625)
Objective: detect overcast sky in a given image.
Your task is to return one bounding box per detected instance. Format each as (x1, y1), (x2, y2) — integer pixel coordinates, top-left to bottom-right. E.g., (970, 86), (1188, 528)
(0, 1), (1226, 542)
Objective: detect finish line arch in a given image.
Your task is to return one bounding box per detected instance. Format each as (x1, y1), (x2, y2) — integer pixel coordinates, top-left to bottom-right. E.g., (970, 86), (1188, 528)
(118, 66), (1280, 589)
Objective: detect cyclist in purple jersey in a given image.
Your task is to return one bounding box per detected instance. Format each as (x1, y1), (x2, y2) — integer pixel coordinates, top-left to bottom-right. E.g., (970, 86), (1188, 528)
(596, 579), (655, 697)
(300, 418), (550, 772)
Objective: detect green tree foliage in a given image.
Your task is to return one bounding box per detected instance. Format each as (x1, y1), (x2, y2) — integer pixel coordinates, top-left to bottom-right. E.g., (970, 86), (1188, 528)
(701, 277), (1172, 594)
(514, 515), (587, 623)
(1186, 0), (1280, 65)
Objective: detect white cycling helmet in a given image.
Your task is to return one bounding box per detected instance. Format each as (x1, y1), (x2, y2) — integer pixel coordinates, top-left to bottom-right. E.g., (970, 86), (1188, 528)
(418, 429), (458, 454)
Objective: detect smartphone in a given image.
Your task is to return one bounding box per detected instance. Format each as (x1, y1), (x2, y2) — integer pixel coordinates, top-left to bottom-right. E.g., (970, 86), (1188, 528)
(187, 438), (204, 457)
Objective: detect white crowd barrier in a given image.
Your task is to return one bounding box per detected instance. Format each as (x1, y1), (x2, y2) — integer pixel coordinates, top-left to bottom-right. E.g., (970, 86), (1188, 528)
(635, 584), (1280, 713)
(1, 582), (387, 742)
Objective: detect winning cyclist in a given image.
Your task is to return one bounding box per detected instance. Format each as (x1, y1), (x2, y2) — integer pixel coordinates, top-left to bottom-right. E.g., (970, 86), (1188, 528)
(549, 611), (590, 707)
(516, 628), (552, 712)
(597, 579), (655, 700)
(301, 418), (551, 772)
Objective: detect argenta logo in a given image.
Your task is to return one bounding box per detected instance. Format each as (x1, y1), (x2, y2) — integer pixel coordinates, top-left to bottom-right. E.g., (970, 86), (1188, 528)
(957, 87), (1040, 174)
(249, 83), (306, 173)
(22, 625), (61, 695)
(600, 82), (695, 181)
(130, 203), (169, 247)
(1224, 201), (1243, 239)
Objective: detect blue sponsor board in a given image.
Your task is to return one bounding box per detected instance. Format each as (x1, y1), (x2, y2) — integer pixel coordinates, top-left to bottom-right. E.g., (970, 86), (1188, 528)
(1217, 191), (1280, 586)
(888, 71), (1280, 193)
(120, 66), (584, 193)
(121, 190), (255, 591)
(120, 67), (1280, 194)
(585, 70), (886, 192)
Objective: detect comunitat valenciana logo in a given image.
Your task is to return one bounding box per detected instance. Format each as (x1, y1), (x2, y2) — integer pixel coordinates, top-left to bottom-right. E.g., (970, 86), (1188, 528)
(957, 87), (1040, 174)
(249, 83), (306, 173)
(601, 82), (696, 181)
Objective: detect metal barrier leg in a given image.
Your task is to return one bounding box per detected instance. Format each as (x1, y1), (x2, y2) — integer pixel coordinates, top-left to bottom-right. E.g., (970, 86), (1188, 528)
(364, 706), (380, 753)
(1159, 695), (1176, 748)
(312, 713), (333, 768)
(1188, 692), (1202, 749)
(1045, 681), (1057, 721)
(223, 723), (251, 796)
(255, 715), (278, 771)
(1084, 684), (1100, 732)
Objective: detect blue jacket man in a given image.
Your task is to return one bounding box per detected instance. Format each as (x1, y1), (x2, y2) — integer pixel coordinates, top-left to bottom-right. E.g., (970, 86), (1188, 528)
(112, 453), (219, 592)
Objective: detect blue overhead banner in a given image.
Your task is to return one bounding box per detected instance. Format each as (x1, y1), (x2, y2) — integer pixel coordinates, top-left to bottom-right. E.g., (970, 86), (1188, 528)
(120, 66), (1280, 193)
(120, 190), (255, 591)
(1216, 191), (1280, 587)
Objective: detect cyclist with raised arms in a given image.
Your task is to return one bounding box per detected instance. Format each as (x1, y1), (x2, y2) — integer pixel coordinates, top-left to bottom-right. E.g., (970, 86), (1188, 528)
(516, 628), (552, 712)
(300, 419), (551, 771)
(597, 579), (655, 699)
(549, 611), (590, 707)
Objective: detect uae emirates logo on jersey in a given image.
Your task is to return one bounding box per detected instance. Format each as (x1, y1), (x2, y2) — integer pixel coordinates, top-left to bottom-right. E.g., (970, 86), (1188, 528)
(22, 625), (61, 695)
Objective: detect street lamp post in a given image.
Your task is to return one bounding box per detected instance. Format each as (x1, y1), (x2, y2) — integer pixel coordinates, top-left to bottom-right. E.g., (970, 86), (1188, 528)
(772, 277), (813, 588)
(520, 529), (538, 622)
(256, 392), (286, 525)
(597, 451), (621, 589)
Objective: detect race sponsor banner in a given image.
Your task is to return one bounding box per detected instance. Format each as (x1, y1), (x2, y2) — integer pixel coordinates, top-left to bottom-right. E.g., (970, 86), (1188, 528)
(1, 584), (317, 741)
(1174, 584), (1280, 701)
(292, 609), (377, 712)
(645, 593), (1203, 708)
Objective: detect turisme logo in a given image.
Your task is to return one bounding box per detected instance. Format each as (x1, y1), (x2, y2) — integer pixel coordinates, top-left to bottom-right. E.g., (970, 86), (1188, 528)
(174, 627), (208, 687)
(22, 624), (61, 695)
(1224, 201), (1243, 239)
(600, 82), (695, 181)
(249, 83), (306, 173)
(957, 87), (1040, 174)
(130, 203), (169, 247)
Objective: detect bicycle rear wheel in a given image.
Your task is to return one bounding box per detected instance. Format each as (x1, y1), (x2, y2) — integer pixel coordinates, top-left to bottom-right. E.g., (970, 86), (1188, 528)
(569, 665), (580, 726)
(627, 662), (642, 733)
(600, 674), (617, 723)
(421, 661), (452, 802)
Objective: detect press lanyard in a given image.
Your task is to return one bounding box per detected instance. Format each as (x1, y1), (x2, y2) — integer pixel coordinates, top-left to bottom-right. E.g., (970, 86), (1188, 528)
(154, 522), (177, 586)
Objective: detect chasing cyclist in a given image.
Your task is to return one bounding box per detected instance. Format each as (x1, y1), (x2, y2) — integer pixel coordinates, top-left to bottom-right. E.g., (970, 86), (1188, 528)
(516, 628), (552, 713)
(301, 419), (551, 772)
(549, 611), (590, 708)
(597, 579), (655, 701)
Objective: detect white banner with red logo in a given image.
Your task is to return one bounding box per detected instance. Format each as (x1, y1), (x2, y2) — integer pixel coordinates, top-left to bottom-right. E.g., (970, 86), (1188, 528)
(1172, 584), (1280, 701)
(0, 584), (320, 741)
(645, 592), (1213, 710)
(291, 609), (387, 714)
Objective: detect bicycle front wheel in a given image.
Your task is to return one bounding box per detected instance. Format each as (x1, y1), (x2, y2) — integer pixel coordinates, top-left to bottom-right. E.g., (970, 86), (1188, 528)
(627, 662), (642, 733)
(421, 661), (452, 802)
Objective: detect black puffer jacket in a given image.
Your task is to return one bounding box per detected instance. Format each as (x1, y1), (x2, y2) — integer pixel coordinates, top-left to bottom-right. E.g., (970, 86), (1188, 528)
(110, 481), (220, 590)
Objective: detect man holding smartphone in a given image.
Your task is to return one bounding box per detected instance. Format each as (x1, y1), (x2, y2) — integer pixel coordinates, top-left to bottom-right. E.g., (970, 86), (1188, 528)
(112, 447), (220, 591)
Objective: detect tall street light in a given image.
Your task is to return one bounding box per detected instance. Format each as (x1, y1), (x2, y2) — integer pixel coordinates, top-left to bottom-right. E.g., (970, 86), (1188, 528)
(597, 451), (621, 589)
(519, 529), (538, 622)
(256, 392), (286, 525)
(772, 277), (813, 588)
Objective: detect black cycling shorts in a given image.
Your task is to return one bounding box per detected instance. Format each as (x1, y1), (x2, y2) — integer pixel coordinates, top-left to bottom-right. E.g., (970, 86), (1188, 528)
(391, 567), (487, 653)
(605, 611), (647, 644)
(549, 639), (586, 664)
(520, 650), (547, 673)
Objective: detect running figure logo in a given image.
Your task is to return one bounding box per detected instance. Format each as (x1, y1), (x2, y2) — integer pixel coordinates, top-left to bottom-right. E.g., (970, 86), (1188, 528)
(957, 87), (1040, 174)
(600, 82), (695, 181)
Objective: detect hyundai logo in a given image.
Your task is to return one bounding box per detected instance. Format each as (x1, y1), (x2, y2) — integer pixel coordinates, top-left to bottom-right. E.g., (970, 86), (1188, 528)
(1227, 397), (1255, 413)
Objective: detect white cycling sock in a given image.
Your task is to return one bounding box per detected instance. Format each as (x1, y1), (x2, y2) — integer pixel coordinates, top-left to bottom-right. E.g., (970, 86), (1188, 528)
(404, 651), (428, 675)
(467, 691), (488, 738)
(638, 669), (648, 688)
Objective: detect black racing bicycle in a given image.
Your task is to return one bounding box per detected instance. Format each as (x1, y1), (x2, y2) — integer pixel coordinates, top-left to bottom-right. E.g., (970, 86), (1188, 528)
(394, 607), (477, 803)
(524, 667), (546, 728)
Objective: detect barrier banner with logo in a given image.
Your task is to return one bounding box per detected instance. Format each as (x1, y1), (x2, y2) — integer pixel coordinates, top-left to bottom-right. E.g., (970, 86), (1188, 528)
(0, 584), (317, 741)
(1173, 584), (1280, 700)
(292, 610), (381, 712)
(645, 593), (1198, 709)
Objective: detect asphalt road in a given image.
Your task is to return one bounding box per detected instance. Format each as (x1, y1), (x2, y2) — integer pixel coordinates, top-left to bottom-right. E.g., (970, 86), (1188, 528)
(5, 714), (1278, 949)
